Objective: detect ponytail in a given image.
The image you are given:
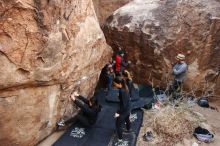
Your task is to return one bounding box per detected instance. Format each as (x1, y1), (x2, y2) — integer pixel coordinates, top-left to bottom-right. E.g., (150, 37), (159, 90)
(122, 79), (129, 93)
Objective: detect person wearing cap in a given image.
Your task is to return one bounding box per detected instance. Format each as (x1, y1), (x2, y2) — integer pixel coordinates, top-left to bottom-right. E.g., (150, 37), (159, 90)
(168, 53), (188, 95)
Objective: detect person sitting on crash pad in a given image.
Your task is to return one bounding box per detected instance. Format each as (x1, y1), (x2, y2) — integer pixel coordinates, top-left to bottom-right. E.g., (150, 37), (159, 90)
(122, 70), (133, 97)
(57, 92), (102, 127)
(114, 76), (131, 141)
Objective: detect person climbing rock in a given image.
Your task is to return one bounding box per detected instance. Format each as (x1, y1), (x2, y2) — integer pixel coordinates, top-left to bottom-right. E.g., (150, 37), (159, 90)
(114, 77), (131, 140)
(57, 92), (102, 127)
(168, 53), (188, 97)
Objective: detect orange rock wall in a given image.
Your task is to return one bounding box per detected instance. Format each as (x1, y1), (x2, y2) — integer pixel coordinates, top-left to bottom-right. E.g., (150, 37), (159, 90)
(0, 0), (112, 145)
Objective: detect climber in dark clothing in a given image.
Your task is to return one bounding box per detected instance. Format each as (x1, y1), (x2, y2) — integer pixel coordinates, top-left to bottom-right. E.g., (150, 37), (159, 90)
(57, 92), (101, 127)
(114, 77), (131, 140)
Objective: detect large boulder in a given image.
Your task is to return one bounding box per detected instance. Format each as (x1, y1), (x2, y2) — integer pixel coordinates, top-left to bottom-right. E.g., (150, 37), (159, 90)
(0, 0), (112, 145)
(93, 0), (131, 26)
(103, 0), (220, 95)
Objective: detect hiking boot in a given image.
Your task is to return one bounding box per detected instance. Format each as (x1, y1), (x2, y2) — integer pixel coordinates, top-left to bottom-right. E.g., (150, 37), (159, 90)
(57, 119), (65, 127)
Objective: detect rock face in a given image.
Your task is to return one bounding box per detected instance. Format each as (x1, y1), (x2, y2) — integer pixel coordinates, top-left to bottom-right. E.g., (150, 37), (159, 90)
(93, 0), (131, 26)
(103, 0), (220, 95)
(0, 0), (112, 146)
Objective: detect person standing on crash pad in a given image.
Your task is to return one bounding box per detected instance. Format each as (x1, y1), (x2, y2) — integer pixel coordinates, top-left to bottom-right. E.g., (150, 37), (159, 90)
(115, 51), (130, 76)
(168, 53), (188, 95)
(57, 92), (102, 127)
(114, 77), (131, 141)
(107, 64), (115, 94)
(115, 51), (123, 75)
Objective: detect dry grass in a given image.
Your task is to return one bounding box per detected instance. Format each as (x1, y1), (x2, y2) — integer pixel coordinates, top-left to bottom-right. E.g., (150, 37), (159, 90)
(152, 106), (201, 145)
(137, 104), (206, 146)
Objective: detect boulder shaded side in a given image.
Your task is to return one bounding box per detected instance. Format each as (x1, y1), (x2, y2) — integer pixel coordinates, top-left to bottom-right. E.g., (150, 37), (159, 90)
(103, 0), (220, 95)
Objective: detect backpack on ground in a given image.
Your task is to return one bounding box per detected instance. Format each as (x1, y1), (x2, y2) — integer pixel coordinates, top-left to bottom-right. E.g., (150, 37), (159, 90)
(193, 126), (214, 143)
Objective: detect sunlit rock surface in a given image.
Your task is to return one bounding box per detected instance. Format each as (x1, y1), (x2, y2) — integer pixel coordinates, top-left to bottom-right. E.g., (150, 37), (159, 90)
(93, 0), (131, 25)
(0, 0), (112, 145)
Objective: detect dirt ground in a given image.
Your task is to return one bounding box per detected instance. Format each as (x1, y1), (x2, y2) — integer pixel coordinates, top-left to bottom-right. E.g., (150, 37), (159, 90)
(137, 99), (220, 146)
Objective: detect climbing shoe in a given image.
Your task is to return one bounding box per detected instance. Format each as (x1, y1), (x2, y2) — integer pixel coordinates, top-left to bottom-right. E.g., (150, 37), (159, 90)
(57, 119), (65, 127)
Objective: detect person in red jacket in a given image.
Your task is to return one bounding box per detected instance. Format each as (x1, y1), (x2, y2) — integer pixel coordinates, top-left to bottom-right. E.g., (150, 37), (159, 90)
(115, 53), (123, 75)
(115, 51), (130, 76)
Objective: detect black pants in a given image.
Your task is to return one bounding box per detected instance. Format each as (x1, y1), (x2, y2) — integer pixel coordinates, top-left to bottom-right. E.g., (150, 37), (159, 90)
(65, 113), (91, 127)
(115, 71), (122, 76)
(167, 80), (182, 97)
(167, 80), (182, 99)
(116, 113), (131, 139)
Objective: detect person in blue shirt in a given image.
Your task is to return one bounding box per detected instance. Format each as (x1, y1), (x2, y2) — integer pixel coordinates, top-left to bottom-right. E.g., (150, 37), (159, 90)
(168, 53), (188, 96)
(106, 64), (115, 94)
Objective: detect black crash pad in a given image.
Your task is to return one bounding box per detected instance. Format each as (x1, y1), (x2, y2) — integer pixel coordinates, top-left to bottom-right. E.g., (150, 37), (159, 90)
(95, 89), (119, 108)
(131, 97), (155, 110)
(106, 88), (139, 103)
(130, 87), (140, 101)
(53, 107), (144, 146)
(53, 125), (113, 146)
(53, 123), (92, 146)
(138, 84), (154, 97)
(93, 106), (117, 130)
(105, 89), (119, 102)
(96, 88), (154, 110)
(129, 109), (144, 135)
(109, 132), (136, 146)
